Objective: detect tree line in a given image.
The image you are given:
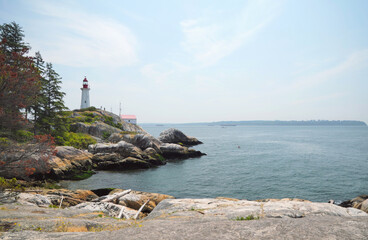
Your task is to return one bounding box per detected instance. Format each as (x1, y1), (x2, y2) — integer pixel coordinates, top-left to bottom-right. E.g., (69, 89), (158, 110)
(0, 21), (67, 136)
(0, 22), (67, 179)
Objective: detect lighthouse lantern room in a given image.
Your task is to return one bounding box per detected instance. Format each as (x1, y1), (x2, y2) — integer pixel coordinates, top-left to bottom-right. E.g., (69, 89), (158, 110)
(80, 76), (90, 109)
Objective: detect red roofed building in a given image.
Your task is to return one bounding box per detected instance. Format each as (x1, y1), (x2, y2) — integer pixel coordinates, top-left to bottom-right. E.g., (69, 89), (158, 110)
(120, 115), (137, 124)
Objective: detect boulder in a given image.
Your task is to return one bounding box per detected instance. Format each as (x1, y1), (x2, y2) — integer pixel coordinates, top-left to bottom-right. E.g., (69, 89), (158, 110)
(361, 199), (368, 213)
(122, 134), (162, 152)
(89, 141), (166, 170)
(43, 189), (98, 207)
(160, 143), (205, 159)
(340, 195), (368, 213)
(16, 193), (52, 207)
(108, 133), (162, 152)
(49, 146), (93, 180)
(158, 128), (202, 146)
(110, 189), (175, 213)
(118, 193), (156, 212)
(93, 156), (151, 170)
(88, 141), (144, 158)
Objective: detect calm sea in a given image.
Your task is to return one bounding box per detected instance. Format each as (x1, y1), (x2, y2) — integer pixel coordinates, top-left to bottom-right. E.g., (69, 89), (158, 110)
(63, 124), (368, 202)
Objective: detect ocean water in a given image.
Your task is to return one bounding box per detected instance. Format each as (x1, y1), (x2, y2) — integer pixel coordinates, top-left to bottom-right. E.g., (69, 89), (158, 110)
(63, 125), (368, 202)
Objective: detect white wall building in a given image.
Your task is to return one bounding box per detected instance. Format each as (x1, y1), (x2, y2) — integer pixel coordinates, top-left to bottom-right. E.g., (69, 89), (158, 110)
(120, 115), (137, 124)
(80, 77), (90, 109)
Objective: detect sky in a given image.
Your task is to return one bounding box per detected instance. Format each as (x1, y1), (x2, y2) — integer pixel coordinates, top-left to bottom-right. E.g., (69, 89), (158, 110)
(1, 0), (368, 123)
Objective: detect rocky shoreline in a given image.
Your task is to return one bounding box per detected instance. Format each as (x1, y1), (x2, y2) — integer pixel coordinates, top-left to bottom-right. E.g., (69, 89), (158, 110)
(0, 187), (367, 239)
(1, 110), (367, 238)
(1, 110), (206, 181)
(46, 121), (206, 180)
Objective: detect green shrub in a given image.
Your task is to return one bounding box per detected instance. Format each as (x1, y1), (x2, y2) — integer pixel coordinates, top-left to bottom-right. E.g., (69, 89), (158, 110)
(57, 132), (96, 149)
(0, 137), (9, 145)
(102, 131), (111, 140)
(15, 130), (34, 142)
(82, 112), (95, 118)
(84, 116), (94, 123)
(77, 106), (97, 112)
(235, 215), (259, 221)
(155, 154), (166, 163)
(71, 170), (95, 180)
(0, 177), (24, 191)
(120, 131), (138, 135)
(103, 116), (114, 126)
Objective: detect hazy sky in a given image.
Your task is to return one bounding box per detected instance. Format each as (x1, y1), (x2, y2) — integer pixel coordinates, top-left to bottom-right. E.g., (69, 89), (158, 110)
(1, 0), (367, 123)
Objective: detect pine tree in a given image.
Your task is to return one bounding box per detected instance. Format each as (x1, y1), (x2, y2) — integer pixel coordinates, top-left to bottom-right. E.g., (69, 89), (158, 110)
(35, 63), (67, 135)
(29, 51), (46, 127)
(0, 22), (29, 63)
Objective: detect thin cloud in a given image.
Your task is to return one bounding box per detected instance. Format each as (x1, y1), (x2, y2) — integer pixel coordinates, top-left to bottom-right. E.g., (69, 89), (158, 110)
(28, 1), (138, 67)
(180, 0), (284, 67)
(290, 49), (368, 90)
(140, 64), (174, 84)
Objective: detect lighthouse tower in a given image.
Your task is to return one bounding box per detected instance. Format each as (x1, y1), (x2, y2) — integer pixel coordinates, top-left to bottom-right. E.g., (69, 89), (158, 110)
(80, 77), (90, 109)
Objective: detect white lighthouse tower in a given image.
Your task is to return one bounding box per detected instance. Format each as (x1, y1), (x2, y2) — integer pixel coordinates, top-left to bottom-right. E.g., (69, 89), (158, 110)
(80, 76), (90, 109)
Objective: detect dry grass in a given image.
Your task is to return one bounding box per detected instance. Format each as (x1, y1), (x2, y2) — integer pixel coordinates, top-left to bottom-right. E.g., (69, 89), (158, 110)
(64, 226), (88, 232)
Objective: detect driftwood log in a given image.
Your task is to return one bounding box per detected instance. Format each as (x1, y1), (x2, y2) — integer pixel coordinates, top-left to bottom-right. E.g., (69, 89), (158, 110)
(134, 199), (149, 220)
(92, 189), (132, 203)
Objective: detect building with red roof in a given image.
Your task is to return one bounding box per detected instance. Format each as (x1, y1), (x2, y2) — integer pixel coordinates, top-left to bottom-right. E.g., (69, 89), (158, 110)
(120, 115), (137, 124)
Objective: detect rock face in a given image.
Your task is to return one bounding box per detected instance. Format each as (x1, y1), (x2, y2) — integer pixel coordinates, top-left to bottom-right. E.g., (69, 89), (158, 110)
(160, 143), (205, 159)
(158, 128), (202, 146)
(70, 122), (123, 139)
(70, 109), (146, 135)
(89, 141), (165, 170)
(340, 195), (368, 213)
(48, 146), (93, 180)
(88, 128), (206, 170)
(0, 194), (367, 239)
(147, 198), (368, 220)
(110, 133), (162, 152)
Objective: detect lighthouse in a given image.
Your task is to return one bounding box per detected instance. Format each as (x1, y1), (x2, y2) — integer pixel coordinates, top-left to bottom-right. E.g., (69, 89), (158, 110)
(80, 76), (90, 109)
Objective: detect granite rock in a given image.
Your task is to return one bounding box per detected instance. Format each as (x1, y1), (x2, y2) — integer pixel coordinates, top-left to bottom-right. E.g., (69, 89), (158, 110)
(158, 128), (202, 146)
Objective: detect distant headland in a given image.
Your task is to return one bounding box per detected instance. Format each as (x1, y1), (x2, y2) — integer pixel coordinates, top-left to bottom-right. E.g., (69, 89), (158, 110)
(209, 120), (367, 126)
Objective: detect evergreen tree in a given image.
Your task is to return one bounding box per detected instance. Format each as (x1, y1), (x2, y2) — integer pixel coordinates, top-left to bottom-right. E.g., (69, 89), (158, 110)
(0, 22), (29, 63)
(0, 23), (40, 132)
(29, 51), (46, 127)
(35, 63), (67, 135)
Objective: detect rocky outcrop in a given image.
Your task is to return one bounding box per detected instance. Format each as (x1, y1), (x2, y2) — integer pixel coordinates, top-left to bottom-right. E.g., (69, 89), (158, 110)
(160, 143), (205, 159)
(147, 198), (368, 220)
(0, 192), (367, 239)
(158, 128), (202, 146)
(109, 133), (162, 152)
(0, 187), (174, 220)
(340, 195), (368, 213)
(70, 202), (144, 219)
(109, 189), (175, 213)
(71, 109), (146, 134)
(70, 122), (123, 140)
(48, 146), (93, 180)
(89, 141), (165, 170)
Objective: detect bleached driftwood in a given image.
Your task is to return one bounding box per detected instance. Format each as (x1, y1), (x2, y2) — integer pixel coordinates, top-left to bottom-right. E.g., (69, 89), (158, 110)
(134, 199), (150, 220)
(59, 195), (64, 208)
(100, 189), (132, 203)
(118, 206), (130, 219)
